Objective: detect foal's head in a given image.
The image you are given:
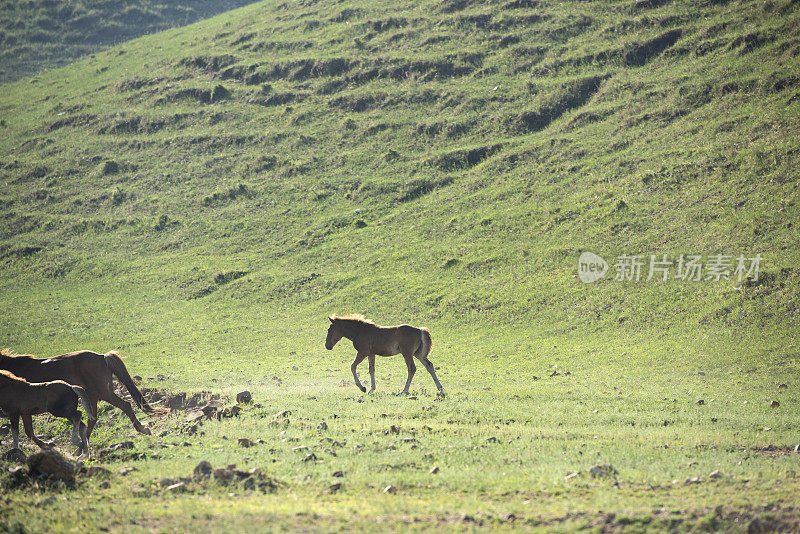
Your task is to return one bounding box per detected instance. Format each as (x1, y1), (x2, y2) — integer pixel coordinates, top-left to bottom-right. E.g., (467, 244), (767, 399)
(325, 316), (342, 350)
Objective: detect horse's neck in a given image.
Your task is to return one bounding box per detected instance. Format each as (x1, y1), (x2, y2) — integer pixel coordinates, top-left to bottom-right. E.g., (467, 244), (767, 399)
(340, 321), (367, 341)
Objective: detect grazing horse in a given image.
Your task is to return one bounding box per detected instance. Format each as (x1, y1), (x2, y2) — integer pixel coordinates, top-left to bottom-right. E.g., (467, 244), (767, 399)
(0, 349), (163, 442)
(0, 370), (95, 458)
(325, 314), (444, 396)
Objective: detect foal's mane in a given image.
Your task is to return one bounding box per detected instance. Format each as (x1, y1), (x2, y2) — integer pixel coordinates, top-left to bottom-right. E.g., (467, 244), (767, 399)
(0, 348), (33, 359)
(330, 314), (375, 325)
(0, 369), (25, 381)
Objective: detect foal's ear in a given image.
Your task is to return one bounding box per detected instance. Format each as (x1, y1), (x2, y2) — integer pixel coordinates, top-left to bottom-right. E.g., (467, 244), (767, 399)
(328, 315), (334, 323)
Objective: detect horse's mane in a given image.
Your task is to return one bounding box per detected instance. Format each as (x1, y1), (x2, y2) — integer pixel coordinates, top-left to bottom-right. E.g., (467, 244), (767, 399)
(330, 313), (375, 325)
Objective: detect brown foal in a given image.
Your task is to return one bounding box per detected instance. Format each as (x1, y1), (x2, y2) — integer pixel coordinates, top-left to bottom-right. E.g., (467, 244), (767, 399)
(325, 314), (444, 396)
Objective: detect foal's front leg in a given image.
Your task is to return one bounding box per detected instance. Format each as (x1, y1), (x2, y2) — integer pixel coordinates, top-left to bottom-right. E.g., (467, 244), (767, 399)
(9, 414), (20, 449)
(22, 415), (54, 449)
(351, 352), (368, 393)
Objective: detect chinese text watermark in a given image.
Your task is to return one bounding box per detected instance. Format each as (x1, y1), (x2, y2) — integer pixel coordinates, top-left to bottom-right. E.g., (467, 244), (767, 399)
(578, 252), (761, 284)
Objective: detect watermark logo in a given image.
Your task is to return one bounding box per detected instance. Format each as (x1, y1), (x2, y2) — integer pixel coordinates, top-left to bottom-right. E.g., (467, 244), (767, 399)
(578, 252), (609, 283)
(578, 253), (761, 284)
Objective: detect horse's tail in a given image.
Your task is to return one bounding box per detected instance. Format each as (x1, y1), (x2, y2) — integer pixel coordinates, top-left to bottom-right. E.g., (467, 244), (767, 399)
(104, 351), (160, 414)
(416, 327), (433, 359)
(71, 385), (96, 422)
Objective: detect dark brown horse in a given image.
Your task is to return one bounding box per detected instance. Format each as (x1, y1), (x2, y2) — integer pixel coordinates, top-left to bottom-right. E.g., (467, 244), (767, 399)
(0, 349), (162, 442)
(0, 370), (95, 458)
(325, 314), (444, 396)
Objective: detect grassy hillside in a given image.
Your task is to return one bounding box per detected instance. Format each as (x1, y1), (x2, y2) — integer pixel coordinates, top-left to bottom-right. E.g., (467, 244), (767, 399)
(0, 0), (262, 84)
(1, 0), (798, 342)
(1, 0), (799, 530)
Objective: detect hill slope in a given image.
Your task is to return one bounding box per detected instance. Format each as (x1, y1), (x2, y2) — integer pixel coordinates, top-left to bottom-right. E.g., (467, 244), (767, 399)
(0, 0), (798, 351)
(1, 2), (799, 531)
(0, 0), (262, 84)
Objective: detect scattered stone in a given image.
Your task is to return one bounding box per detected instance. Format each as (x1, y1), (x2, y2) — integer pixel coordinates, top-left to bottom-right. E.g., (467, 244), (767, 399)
(402, 437), (417, 443)
(213, 468), (235, 483)
(685, 476), (703, 485)
(385, 425), (400, 435)
(98, 481), (110, 489)
(695, 399), (705, 405)
(236, 391), (252, 404)
(329, 482), (342, 493)
(119, 466), (138, 476)
(407, 396), (418, 400)
(238, 438), (254, 448)
(229, 405), (243, 417)
(293, 445), (309, 452)
(770, 400), (780, 408)
(589, 464), (617, 478)
(779, 383), (788, 389)
(429, 466), (440, 474)
(8, 465), (27, 485)
(186, 411), (205, 425)
(202, 405), (219, 419)
(85, 465), (111, 478)
(159, 477), (180, 487)
(165, 482), (186, 493)
(165, 393), (186, 410)
(332, 471), (344, 477)
(486, 436), (500, 444)
(302, 453), (318, 462)
(383, 484), (396, 494)
(194, 461), (213, 479)
(708, 470), (723, 479)
(317, 421), (328, 431)
(423, 452), (434, 460)
(565, 472), (579, 480)
(27, 449), (76, 483)
(274, 410), (292, 418)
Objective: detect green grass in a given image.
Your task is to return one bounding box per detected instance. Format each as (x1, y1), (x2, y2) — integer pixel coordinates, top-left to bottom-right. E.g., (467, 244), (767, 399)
(0, 0), (263, 84)
(1, 0), (799, 530)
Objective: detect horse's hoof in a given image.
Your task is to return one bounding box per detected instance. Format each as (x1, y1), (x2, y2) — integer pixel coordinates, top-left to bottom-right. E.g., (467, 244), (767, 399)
(358, 386), (367, 393)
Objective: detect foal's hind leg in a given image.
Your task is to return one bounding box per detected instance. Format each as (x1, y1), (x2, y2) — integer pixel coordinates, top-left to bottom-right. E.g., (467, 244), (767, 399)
(102, 392), (151, 435)
(368, 355), (376, 393)
(400, 353), (416, 395)
(70, 417), (89, 459)
(416, 355), (445, 396)
(351, 352), (368, 393)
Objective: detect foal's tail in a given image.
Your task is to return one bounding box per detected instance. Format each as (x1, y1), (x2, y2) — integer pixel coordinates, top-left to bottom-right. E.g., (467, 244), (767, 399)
(104, 351), (163, 414)
(71, 385), (96, 422)
(416, 328), (433, 359)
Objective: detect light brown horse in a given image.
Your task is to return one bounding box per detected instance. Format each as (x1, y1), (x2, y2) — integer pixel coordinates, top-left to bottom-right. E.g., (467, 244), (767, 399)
(0, 370), (95, 458)
(325, 314), (444, 396)
(0, 349), (163, 442)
